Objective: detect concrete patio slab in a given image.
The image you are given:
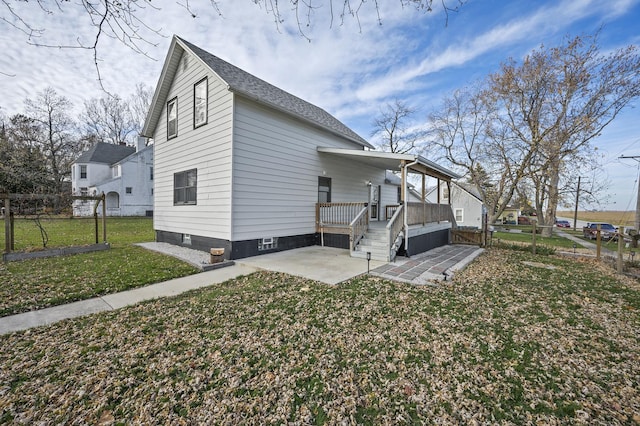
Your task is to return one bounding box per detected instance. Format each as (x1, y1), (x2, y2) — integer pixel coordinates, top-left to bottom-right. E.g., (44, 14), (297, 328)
(238, 245), (385, 285)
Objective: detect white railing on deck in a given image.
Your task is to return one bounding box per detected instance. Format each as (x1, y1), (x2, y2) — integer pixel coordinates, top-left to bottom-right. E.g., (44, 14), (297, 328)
(349, 206), (369, 250)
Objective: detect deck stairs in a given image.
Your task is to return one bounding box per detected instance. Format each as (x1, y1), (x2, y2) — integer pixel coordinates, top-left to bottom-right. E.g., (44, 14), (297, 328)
(351, 221), (399, 262)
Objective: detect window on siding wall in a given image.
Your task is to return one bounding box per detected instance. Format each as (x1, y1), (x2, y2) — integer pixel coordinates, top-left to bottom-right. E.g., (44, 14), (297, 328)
(174, 169), (197, 205)
(167, 97), (178, 139)
(455, 208), (464, 223)
(442, 186), (449, 201)
(80, 165), (87, 179)
(194, 77), (208, 128)
(318, 177), (331, 203)
(149, 167), (154, 180)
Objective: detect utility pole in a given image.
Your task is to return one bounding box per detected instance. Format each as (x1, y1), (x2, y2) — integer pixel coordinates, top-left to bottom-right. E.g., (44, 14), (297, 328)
(619, 155), (640, 234)
(573, 176), (581, 231)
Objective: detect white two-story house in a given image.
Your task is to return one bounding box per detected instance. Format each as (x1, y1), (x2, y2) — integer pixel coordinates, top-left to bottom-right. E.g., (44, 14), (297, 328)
(141, 36), (459, 261)
(71, 138), (154, 216)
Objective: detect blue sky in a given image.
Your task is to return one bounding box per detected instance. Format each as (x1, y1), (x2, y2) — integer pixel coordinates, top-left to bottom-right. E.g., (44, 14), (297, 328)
(1, 0), (639, 210)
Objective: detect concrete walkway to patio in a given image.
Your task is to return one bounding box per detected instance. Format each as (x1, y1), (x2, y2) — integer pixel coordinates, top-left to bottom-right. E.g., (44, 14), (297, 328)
(0, 243), (484, 335)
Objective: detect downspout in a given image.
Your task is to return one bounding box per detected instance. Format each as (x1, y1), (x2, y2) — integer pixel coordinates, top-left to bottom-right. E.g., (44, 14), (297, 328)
(403, 158), (419, 257)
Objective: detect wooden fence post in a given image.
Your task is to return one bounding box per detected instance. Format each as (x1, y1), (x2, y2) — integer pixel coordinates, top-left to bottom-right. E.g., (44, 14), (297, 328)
(618, 226), (624, 274)
(532, 221), (537, 255)
(596, 224), (601, 259)
(102, 193), (107, 243)
(4, 197), (11, 253)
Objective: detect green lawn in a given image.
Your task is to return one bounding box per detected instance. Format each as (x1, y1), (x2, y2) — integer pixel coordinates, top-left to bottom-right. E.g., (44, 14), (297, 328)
(493, 228), (575, 249)
(0, 217), (198, 317)
(1, 249), (638, 424)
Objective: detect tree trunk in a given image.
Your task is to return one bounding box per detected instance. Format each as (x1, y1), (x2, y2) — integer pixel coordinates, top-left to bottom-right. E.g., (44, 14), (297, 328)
(542, 159), (561, 237)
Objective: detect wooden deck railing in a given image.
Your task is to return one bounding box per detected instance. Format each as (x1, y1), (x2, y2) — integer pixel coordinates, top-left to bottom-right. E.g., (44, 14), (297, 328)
(316, 202), (367, 232)
(406, 202), (454, 226)
(385, 204), (400, 220)
(349, 206), (369, 250)
(386, 204), (404, 260)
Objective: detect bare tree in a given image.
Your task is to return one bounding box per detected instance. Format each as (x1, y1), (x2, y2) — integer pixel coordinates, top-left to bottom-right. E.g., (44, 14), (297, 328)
(25, 87), (79, 193)
(2, 1), (465, 86)
(427, 86), (535, 225)
(371, 99), (423, 154)
(81, 83), (152, 145)
(82, 95), (136, 145)
(489, 34), (640, 236)
(129, 83), (153, 138)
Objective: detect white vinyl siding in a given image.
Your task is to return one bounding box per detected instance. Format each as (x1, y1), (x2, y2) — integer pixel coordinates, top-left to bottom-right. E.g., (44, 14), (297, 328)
(231, 97), (385, 241)
(153, 51), (233, 240)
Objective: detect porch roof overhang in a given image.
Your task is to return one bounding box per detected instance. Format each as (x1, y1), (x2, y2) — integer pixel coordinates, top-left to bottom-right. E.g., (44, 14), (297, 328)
(317, 147), (461, 181)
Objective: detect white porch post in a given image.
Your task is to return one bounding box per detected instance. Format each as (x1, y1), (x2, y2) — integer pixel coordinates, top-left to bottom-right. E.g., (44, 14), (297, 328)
(403, 159), (419, 256)
(422, 173), (426, 226)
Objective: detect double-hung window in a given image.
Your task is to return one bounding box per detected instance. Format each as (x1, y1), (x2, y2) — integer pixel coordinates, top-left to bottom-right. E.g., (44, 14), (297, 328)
(80, 165), (87, 179)
(318, 177), (331, 203)
(194, 78), (208, 128)
(455, 208), (464, 223)
(167, 97), (178, 139)
(174, 169), (197, 205)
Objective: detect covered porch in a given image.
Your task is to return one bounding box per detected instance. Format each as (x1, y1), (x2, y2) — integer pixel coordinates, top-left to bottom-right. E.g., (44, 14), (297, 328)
(315, 148), (460, 261)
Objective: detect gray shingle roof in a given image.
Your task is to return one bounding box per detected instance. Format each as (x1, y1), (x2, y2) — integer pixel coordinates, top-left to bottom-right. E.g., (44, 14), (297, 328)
(177, 37), (372, 148)
(456, 182), (483, 201)
(74, 142), (135, 165)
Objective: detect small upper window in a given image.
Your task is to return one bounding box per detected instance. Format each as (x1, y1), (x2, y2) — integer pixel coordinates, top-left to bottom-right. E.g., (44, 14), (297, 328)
(126, 187), (133, 195)
(149, 167), (154, 181)
(167, 97), (178, 139)
(194, 78), (208, 128)
(80, 165), (87, 179)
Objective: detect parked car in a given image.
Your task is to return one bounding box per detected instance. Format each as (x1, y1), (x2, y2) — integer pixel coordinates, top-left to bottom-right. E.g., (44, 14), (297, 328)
(582, 222), (617, 240)
(555, 219), (570, 228)
(518, 216), (531, 225)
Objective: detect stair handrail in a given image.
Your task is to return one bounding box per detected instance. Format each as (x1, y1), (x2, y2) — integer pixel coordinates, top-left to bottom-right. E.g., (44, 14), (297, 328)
(386, 203), (405, 260)
(349, 205), (369, 251)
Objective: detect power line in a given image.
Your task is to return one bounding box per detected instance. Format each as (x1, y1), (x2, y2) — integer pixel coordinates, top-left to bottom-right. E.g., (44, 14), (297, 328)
(618, 155), (640, 232)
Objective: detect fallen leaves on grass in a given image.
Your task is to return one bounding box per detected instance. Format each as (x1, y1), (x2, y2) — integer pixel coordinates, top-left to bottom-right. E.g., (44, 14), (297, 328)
(0, 246), (198, 317)
(0, 249), (638, 424)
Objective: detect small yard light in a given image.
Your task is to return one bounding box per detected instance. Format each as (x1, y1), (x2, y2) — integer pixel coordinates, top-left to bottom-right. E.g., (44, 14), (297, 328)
(366, 251), (371, 274)
(572, 243), (577, 254)
(631, 251), (636, 262)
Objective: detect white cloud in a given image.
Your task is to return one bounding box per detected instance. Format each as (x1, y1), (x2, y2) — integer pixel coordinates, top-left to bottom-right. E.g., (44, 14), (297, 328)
(1, 0), (638, 208)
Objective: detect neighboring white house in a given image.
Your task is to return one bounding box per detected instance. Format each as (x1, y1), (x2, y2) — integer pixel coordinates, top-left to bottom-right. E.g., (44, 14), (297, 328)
(425, 181), (485, 229)
(71, 138), (154, 217)
(141, 36), (459, 261)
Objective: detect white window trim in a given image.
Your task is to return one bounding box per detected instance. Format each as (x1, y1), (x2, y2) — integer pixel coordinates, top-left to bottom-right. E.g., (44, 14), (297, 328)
(167, 97), (178, 139)
(194, 77), (208, 128)
(455, 208), (464, 223)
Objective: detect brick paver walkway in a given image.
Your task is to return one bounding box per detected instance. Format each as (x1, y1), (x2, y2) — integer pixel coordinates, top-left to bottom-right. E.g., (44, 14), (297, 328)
(372, 244), (483, 284)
